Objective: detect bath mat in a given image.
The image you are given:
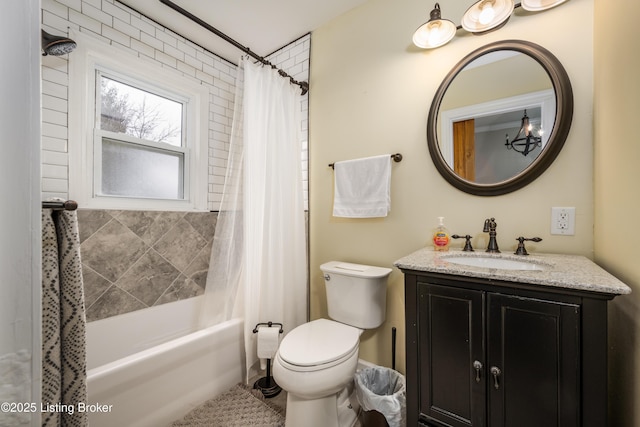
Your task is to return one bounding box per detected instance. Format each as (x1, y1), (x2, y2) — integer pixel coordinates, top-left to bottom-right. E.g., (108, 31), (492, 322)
(171, 383), (285, 427)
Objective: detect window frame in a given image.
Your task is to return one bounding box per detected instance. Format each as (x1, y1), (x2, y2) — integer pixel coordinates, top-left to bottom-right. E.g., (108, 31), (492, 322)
(94, 68), (190, 201)
(69, 31), (209, 211)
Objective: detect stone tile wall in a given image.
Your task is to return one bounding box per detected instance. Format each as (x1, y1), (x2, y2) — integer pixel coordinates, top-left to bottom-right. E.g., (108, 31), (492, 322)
(78, 209), (217, 322)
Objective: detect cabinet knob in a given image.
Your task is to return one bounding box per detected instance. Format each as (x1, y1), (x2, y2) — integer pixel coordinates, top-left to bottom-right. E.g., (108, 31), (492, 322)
(473, 360), (483, 383)
(490, 366), (502, 389)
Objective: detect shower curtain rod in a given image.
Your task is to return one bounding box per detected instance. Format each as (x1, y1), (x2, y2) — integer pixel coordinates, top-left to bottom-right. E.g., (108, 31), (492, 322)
(158, 0), (309, 95)
(42, 200), (78, 211)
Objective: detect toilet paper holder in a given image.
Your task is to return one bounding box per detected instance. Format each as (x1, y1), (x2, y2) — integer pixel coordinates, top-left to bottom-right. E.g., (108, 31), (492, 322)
(252, 321), (284, 398)
(252, 321), (284, 334)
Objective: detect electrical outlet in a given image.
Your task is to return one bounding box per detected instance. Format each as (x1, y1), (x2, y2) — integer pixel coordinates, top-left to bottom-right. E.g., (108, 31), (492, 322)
(551, 207), (575, 235)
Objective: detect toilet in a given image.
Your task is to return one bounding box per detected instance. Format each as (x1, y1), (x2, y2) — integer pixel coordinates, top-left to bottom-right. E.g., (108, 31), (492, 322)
(273, 261), (392, 427)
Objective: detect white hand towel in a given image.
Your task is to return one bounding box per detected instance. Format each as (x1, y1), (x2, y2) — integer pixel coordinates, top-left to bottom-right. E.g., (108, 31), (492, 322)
(333, 154), (392, 218)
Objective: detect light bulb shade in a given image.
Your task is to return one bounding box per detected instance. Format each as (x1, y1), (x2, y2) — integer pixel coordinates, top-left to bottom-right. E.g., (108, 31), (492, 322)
(520, 0), (568, 12)
(461, 0), (514, 34)
(413, 19), (456, 48)
(413, 3), (456, 49)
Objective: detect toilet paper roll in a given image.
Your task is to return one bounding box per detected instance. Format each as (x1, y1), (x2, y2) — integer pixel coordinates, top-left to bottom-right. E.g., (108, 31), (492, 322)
(257, 326), (280, 359)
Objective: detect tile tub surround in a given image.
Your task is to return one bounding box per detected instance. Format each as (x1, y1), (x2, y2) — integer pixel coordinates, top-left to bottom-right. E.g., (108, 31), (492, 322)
(394, 248), (632, 295)
(78, 209), (217, 322)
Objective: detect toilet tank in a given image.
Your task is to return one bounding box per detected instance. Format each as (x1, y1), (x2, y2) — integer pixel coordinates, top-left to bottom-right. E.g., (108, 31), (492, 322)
(320, 261), (392, 329)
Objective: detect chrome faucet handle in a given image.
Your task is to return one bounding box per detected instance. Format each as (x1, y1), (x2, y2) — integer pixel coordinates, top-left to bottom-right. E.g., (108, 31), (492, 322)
(452, 234), (474, 252)
(514, 236), (542, 255)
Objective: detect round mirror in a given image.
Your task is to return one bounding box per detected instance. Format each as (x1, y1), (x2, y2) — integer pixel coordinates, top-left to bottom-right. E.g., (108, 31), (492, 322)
(427, 40), (573, 196)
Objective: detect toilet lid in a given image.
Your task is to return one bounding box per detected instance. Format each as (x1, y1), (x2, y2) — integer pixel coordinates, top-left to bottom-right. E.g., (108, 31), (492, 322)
(278, 319), (359, 367)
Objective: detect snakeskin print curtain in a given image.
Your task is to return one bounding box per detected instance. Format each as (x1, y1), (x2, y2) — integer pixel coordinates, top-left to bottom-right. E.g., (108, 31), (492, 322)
(41, 207), (87, 427)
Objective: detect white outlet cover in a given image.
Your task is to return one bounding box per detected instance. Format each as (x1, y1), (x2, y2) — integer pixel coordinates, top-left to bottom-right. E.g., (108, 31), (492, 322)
(551, 207), (576, 235)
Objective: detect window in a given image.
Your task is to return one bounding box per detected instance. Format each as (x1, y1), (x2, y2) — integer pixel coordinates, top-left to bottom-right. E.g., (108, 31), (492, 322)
(96, 73), (187, 200)
(69, 33), (209, 211)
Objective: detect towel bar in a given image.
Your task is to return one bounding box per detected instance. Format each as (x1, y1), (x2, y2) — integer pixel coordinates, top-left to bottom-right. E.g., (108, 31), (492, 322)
(328, 153), (402, 169)
(42, 200), (78, 211)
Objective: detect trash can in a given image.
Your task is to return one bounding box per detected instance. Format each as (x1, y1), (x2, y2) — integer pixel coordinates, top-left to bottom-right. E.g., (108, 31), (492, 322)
(354, 366), (406, 427)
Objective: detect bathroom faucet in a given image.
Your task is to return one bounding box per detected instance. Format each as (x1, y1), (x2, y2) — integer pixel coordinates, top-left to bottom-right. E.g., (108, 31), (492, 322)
(483, 218), (500, 253)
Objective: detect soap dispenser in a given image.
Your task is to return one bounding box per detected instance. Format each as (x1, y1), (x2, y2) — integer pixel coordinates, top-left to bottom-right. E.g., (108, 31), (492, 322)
(433, 217), (450, 251)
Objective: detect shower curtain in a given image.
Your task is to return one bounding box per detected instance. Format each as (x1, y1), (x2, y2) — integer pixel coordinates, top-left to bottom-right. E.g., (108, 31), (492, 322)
(202, 57), (308, 379)
(41, 207), (87, 427)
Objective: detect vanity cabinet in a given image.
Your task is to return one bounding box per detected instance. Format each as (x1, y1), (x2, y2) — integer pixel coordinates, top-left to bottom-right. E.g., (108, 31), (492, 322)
(403, 271), (612, 427)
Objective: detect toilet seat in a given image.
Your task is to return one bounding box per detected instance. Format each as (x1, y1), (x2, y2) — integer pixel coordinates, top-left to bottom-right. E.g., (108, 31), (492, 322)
(278, 319), (359, 372)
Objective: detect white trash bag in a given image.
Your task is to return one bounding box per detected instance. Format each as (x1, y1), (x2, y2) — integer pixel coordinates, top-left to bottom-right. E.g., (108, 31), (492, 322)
(354, 366), (406, 427)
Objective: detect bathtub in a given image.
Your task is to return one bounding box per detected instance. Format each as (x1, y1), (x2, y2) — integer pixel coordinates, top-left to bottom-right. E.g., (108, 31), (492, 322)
(86, 297), (244, 427)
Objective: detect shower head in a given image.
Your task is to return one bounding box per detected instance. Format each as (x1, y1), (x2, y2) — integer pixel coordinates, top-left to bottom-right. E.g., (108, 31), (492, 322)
(41, 30), (77, 56)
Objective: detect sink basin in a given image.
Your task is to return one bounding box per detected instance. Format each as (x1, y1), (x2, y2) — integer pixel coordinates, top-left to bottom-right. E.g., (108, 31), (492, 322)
(442, 255), (547, 271)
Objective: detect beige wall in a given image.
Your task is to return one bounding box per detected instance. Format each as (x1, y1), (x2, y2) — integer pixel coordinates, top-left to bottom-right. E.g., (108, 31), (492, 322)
(594, 0), (640, 425)
(309, 0), (594, 374)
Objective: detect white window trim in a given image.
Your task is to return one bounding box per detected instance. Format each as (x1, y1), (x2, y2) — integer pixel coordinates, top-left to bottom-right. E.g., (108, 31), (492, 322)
(69, 30), (209, 211)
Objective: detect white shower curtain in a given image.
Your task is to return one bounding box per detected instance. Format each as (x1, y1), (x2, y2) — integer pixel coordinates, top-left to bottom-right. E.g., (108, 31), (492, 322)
(202, 57), (308, 379)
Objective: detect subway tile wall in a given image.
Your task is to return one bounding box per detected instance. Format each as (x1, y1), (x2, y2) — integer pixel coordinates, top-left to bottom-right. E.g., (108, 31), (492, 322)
(41, 0), (310, 210)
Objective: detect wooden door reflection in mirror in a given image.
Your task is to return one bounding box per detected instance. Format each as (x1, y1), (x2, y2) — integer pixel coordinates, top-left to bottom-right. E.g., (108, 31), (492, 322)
(453, 119), (475, 181)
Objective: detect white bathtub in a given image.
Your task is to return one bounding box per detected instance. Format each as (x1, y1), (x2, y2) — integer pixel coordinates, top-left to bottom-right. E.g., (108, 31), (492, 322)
(86, 297), (244, 427)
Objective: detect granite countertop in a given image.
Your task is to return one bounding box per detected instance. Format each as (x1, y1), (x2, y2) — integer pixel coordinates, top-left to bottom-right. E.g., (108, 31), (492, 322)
(394, 248), (632, 296)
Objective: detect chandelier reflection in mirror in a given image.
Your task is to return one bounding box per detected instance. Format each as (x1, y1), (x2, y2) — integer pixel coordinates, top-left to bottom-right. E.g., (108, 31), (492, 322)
(413, 0), (569, 49)
(505, 110), (543, 156)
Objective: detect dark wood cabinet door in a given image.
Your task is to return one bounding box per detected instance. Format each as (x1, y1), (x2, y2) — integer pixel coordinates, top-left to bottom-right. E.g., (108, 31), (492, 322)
(487, 294), (580, 427)
(419, 284), (485, 427)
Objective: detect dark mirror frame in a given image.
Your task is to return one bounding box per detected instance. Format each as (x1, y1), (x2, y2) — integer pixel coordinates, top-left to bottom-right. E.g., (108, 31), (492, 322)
(427, 40), (574, 196)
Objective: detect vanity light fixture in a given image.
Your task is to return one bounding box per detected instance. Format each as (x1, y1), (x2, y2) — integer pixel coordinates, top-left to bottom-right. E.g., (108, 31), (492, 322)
(504, 110), (543, 156)
(412, 3), (457, 49)
(412, 0), (569, 49)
